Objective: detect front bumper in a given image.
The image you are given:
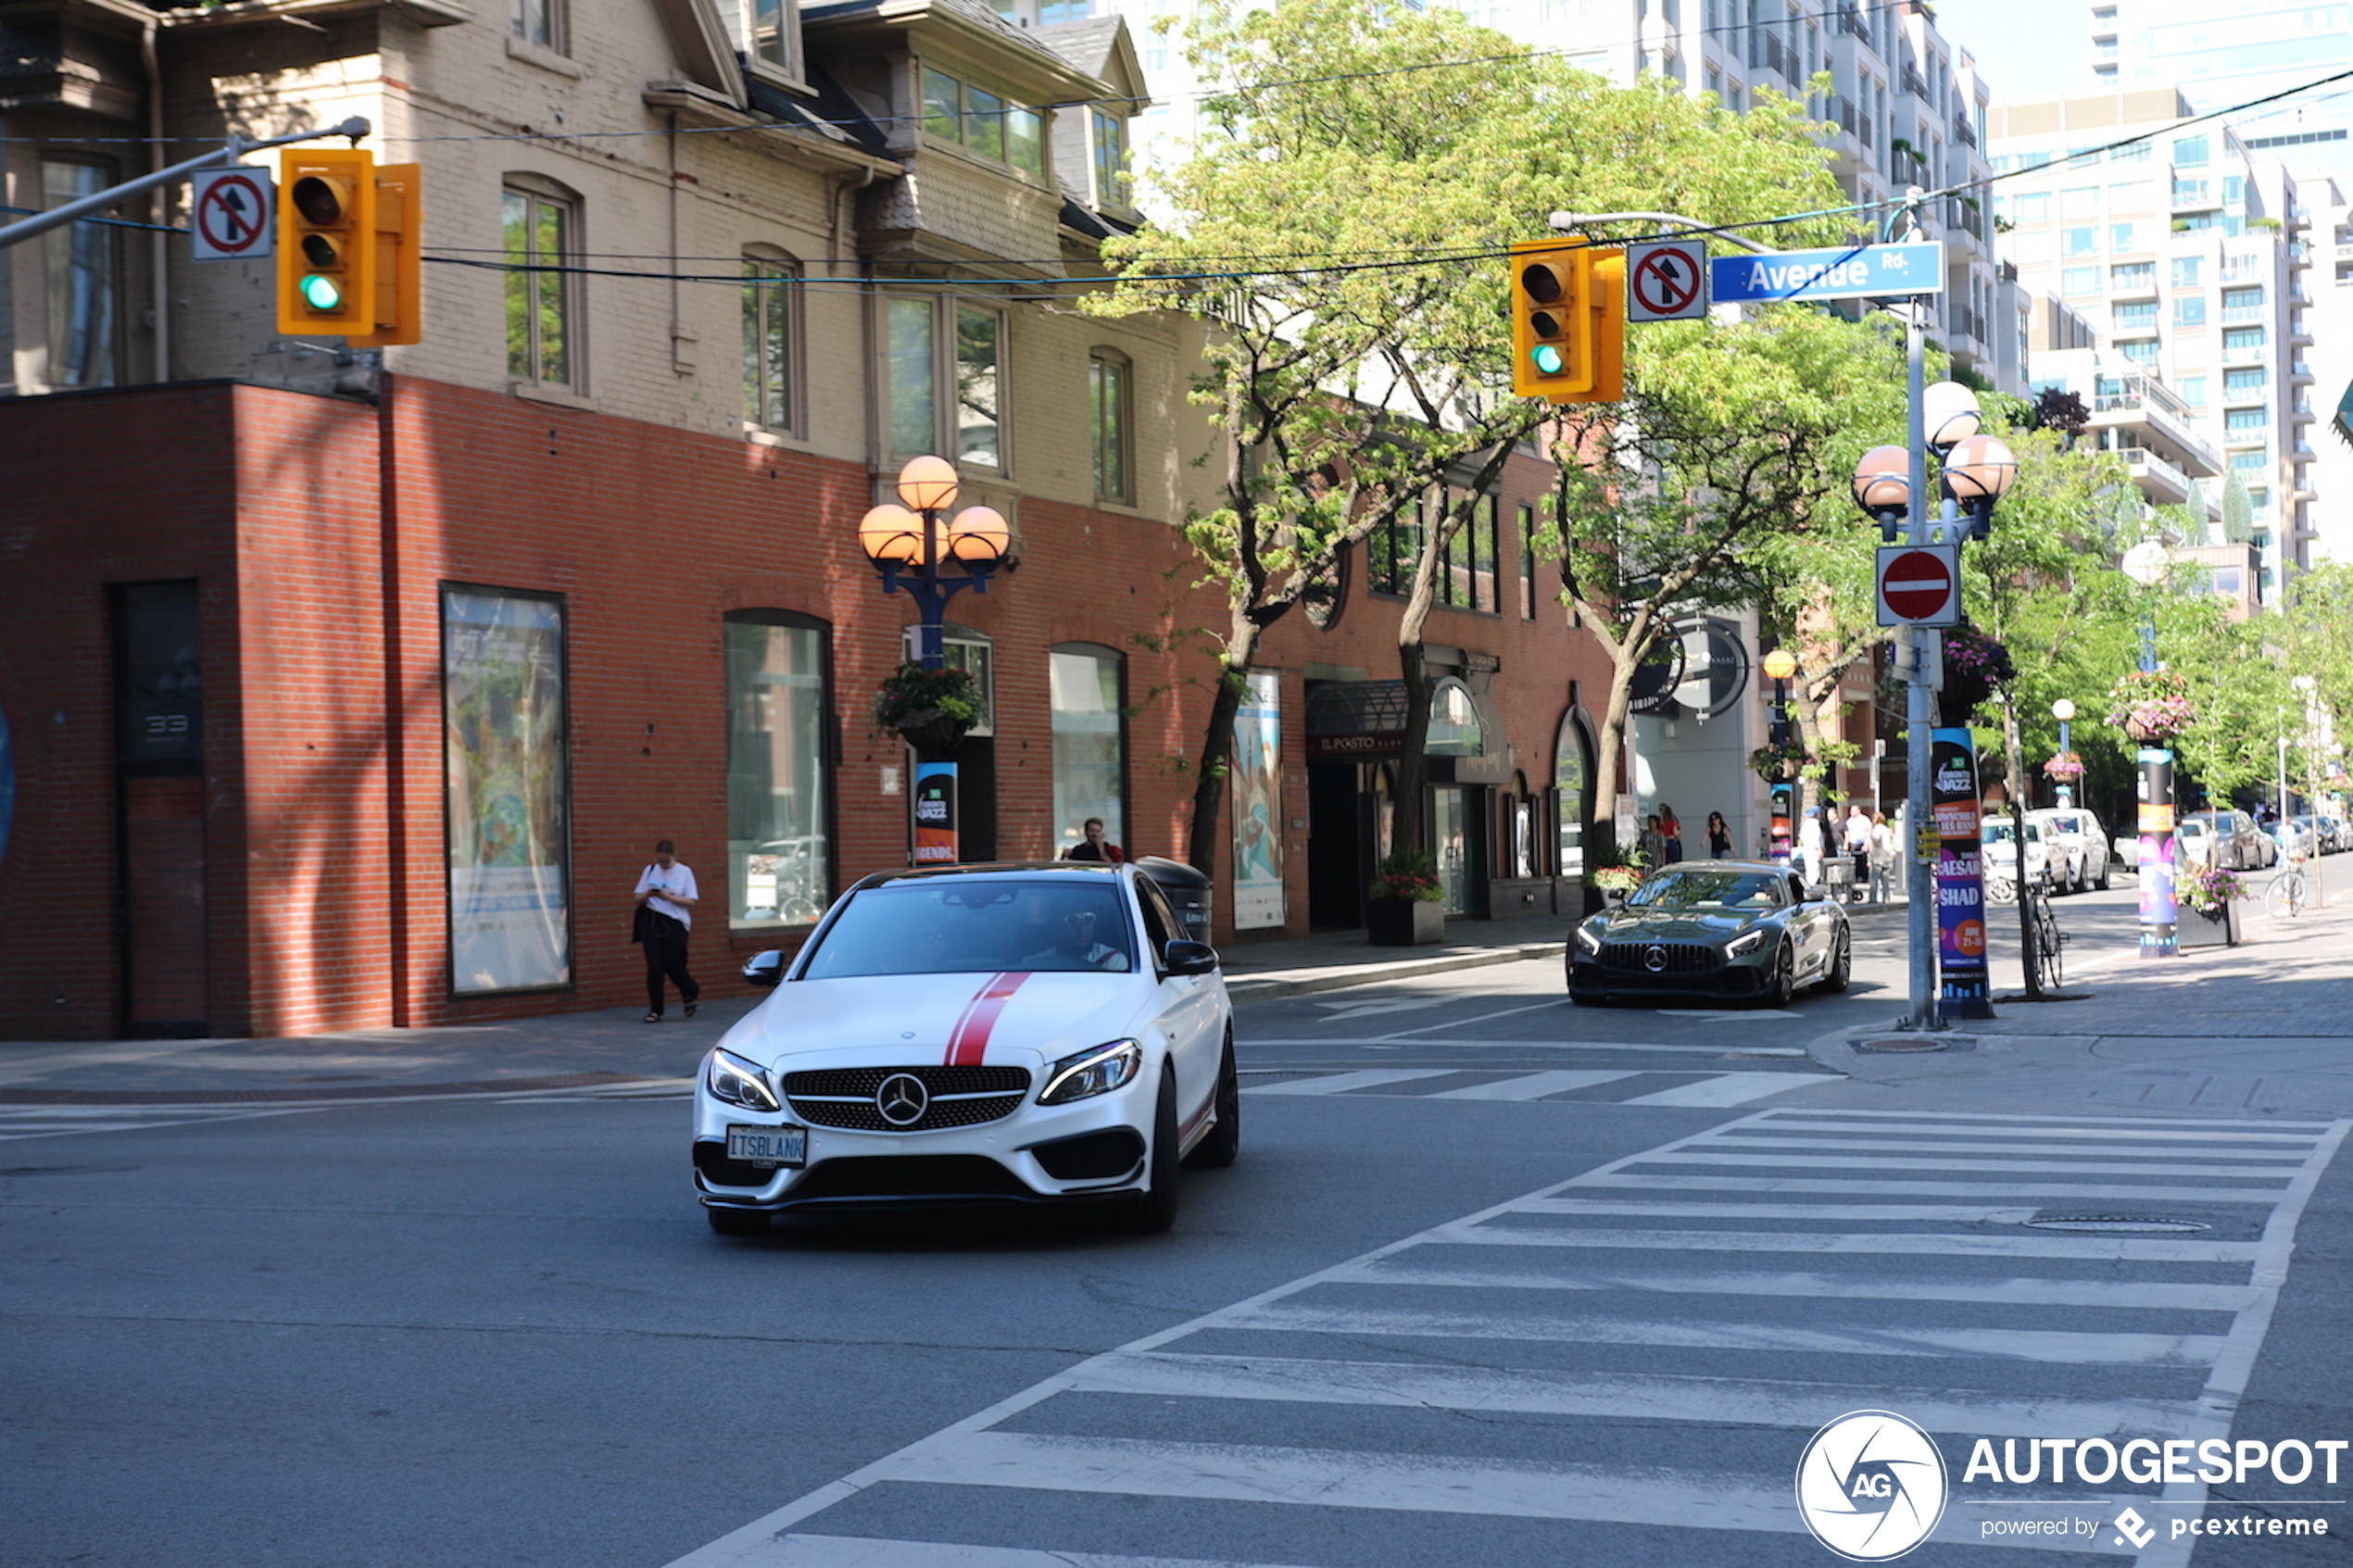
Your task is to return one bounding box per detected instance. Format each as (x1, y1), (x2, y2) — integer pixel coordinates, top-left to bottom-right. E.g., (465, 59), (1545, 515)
(1570, 955), (1771, 999)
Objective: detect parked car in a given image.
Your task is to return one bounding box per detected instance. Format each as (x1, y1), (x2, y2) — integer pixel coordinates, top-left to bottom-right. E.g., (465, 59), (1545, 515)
(2287, 814), (2343, 856)
(2112, 832), (2141, 873)
(1567, 862), (1850, 1008)
(1981, 816), (2057, 900)
(2177, 809), (2270, 871)
(2275, 818), (2319, 861)
(695, 861), (1235, 1236)
(2024, 808), (2111, 893)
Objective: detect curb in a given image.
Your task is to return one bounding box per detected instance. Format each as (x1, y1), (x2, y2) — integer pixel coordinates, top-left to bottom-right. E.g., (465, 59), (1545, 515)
(1225, 943), (1567, 1003)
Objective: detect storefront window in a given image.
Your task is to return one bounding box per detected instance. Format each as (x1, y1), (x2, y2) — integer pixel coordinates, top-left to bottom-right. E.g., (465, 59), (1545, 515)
(726, 612), (830, 927)
(1051, 645), (1123, 856)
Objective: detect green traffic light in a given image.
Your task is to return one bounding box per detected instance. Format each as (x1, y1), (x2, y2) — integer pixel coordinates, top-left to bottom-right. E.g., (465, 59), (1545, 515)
(300, 274), (343, 311)
(1531, 345), (1565, 376)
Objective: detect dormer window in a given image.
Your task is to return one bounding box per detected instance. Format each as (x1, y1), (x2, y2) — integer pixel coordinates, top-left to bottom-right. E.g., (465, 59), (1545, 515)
(922, 66), (1048, 181)
(1091, 109), (1126, 207)
(746, 0), (801, 81)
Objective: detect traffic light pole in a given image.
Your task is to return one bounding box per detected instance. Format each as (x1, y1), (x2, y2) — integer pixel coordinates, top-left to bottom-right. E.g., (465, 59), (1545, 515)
(0, 117), (369, 252)
(1902, 294), (1941, 1032)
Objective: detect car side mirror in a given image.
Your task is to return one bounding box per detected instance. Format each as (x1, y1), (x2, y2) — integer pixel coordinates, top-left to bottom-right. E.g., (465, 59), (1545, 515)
(741, 950), (785, 989)
(1163, 939), (1219, 976)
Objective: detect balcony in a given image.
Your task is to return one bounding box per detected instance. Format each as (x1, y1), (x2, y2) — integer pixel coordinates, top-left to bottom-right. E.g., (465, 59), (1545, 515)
(1839, 4), (1870, 42)
(2118, 445), (2195, 505)
(1903, 63), (1929, 99)
(1953, 116), (1977, 149)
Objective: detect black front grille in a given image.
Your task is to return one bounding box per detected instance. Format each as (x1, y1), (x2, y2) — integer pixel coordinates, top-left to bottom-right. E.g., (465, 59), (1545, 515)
(1030, 1128), (1145, 1182)
(789, 1155), (1033, 1201)
(785, 1064), (1032, 1133)
(1597, 941), (1727, 974)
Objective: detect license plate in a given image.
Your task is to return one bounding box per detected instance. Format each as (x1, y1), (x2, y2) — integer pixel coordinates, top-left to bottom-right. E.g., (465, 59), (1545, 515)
(726, 1124), (806, 1168)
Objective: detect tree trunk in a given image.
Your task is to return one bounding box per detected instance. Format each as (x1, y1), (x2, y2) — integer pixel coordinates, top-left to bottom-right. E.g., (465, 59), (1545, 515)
(2003, 699), (2044, 999)
(1185, 618), (1261, 876)
(1585, 628), (1644, 865)
(1388, 525), (1446, 863)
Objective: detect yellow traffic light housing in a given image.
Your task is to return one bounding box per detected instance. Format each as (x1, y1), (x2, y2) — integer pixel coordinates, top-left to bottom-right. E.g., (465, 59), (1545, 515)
(278, 148), (375, 334)
(349, 163), (422, 347)
(1507, 237), (1626, 406)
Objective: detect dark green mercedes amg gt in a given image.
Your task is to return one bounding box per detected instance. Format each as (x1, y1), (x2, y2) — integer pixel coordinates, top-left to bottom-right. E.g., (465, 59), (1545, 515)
(1567, 861), (1851, 1008)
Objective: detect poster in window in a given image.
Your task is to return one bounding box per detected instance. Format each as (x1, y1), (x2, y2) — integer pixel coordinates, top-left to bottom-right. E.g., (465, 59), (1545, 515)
(444, 587), (572, 993)
(1230, 670), (1285, 929)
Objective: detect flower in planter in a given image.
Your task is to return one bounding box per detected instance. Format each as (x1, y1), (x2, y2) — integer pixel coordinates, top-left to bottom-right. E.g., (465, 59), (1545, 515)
(2041, 750), (2085, 780)
(1369, 849), (1445, 902)
(1592, 865), (1645, 895)
(871, 661), (983, 733)
(2180, 861), (2246, 917)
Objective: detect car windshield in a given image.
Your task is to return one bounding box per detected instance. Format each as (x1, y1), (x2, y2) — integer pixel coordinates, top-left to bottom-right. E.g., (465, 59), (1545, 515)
(2042, 814), (2084, 836)
(1983, 821), (2015, 846)
(1626, 870), (1786, 910)
(799, 879), (1136, 978)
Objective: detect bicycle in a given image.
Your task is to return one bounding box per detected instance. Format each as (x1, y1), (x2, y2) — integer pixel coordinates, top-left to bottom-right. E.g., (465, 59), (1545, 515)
(2024, 876), (2066, 991)
(2264, 857), (2310, 920)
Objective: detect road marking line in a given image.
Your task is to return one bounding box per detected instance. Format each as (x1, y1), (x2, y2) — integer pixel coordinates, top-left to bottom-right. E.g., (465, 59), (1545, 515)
(1573, 1173), (2295, 1203)
(1636, 1150), (2302, 1180)
(1246, 1037), (1811, 1055)
(1693, 1132), (2312, 1160)
(1752, 1107), (2336, 1129)
(1619, 1073), (1827, 1106)
(1513, 1199), (2047, 1221)
(733, 1538), (1322, 1568)
(1331, 1258), (2260, 1312)
(1424, 1070), (1640, 1099)
(1423, 1223), (2260, 1263)
(1240, 1069), (1456, 1097)
(1745, 1119), (2327, 1143)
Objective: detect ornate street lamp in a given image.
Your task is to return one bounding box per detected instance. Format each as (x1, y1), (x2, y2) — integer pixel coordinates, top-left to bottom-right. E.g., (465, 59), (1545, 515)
(858, 455), (1010, 670)
(2050, 697), (2077, 805)
(1761, 647), (1798, 868)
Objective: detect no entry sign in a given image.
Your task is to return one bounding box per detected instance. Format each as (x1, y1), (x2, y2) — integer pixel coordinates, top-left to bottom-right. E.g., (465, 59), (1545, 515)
(1877, 544), (1961, 626)
(191, 168), (274, 261)
(1625, 239), (1708, 321)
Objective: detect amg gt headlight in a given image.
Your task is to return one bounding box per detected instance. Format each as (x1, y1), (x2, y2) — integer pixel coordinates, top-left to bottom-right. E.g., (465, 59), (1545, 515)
(1725, 928), (1767, 958)
(1574, 923), (1603, 955)
(705, 1047), (781, 1113)
(1039, 1039), (1142, 1105)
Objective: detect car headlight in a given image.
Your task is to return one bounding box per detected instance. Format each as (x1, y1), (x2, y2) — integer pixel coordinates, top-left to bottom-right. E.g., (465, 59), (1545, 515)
(705, 1047), (780, 1113)
(1574, 923), (1603, 955)
(1038, 1039), (1142, 1106)
(1725, 929), (1766, 958)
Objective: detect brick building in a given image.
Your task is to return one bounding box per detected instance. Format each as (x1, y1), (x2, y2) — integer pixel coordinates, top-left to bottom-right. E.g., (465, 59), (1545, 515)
(0, 0), (1615, 1040)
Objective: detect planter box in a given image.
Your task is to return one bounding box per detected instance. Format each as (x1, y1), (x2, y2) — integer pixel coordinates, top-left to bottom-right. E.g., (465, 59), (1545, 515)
(1365, 897), (1446, 947)
(2176, 901), (2241, 948)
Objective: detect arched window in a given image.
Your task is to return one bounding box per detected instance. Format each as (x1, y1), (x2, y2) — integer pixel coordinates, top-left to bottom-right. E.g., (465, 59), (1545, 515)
(1050, 644), (1125, 855)
(503, 173), (584, 389)
(1554, 708), (1594, 879)
(725, 610), (832, 927)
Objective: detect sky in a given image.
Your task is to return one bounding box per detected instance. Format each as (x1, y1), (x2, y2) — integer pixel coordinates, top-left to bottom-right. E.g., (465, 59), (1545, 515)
(1934, 0), (2087, 104)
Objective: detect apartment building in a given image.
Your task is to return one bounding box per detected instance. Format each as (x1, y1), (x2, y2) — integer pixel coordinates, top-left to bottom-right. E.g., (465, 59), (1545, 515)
(0, 0), (1617, 1038)
(1988, 89), (2319, 597)
(2088, 0), (2353, 183)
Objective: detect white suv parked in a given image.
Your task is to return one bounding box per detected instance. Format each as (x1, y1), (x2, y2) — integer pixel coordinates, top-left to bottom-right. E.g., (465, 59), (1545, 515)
(2025, 808), (2111, 894)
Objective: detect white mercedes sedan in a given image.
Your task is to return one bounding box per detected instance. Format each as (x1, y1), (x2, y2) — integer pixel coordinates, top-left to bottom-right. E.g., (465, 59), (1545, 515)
(692, 862), (1236, 1236)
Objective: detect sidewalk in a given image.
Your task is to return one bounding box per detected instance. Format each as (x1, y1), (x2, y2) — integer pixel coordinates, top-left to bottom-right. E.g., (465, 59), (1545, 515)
(0, 916), (1566, 1105)
(1810, 890), (2353, 1119)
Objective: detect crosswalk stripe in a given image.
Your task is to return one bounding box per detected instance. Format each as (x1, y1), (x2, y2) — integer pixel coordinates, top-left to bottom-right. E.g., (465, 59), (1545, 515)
(1755, 1110), (2334, 1132)
(1617, 1073), (1830, 1107)
(1214, 1301), (2229, 1365)
(736, 1539), (1323, 1568)
(1424, 1070), (1637, 1099)
(1423, 1222), (2260, 1263)
(1695, 1132), (2314, 1160)
(1636, 1150), (2303, 1179)
(1574, 1173), (2295, 1203)
(1514, 1198), (2048, 1221)
(1241, 1069), (1457, 1096)
(1066, 1349), (2204, 1437)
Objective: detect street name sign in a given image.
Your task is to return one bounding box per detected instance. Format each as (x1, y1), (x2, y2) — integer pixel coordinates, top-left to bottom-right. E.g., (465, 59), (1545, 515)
(1625, 239), (1708, 321)
(191, 168), (273, 261)
(1877, 544), (1961, 626)
(1711, 242), (1944, 304)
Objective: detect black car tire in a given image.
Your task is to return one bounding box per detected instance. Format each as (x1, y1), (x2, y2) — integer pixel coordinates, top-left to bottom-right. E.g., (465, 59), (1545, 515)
(1818, 928), (1852, 993)
(1184, 1033), (1240, 1170)
(2094, 857), (2111, 891)
(1760, 941), (1795, 1009)
(706, 1206), (769, 1238)
(1117, 1068), (1181, 1234)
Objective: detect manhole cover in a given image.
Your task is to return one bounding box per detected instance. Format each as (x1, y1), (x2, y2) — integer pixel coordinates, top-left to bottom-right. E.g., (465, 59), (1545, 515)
(1853, 1036), (1948, 1053)
(2026, 1215), (2211, 1234)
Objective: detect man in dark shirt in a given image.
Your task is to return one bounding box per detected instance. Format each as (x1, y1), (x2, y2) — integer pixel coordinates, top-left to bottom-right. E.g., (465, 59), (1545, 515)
(1063, 817), (1125, 863)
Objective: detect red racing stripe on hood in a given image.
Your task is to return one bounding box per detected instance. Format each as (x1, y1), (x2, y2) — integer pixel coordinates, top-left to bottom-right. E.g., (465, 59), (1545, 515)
(944, 971), (1031, 1066)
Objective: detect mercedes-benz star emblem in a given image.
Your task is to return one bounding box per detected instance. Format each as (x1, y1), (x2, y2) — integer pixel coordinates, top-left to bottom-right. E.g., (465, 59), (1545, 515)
(1644, 945), (1667, 972)
(875, 1073), (929, 1126)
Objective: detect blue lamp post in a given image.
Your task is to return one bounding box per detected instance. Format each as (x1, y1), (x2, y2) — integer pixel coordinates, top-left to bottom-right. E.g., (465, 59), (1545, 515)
(2051, 697), (2075, 806)
(2120, 540), (2178, 958)
(859, 455), (1009, 671)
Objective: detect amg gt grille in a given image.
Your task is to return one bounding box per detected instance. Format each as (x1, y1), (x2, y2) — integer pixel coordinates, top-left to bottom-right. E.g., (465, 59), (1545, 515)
(1597, 941), (1727, 974)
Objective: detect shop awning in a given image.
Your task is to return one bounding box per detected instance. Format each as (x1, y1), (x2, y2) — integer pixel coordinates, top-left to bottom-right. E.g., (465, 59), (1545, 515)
(1305, 679), (1487, 761)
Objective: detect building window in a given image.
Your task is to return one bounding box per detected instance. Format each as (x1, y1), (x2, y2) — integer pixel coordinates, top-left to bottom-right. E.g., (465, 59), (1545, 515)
(503, 183), (576, 387)
(2172, 295), (2206, 327)
(2247, 486), (2270, 513)
(442, 585), (572, 993)
(1519, 504), (1539, 620)
(2223, 367), (2265, 396)
(2061, 266), (2099, 297)
(2230, 451), (2267, 474)
(922, 68), (961, 139)
(1088, 349), (1129, 502)
(2173, 135), (2208, 167)
(2221, 285), (2264, 321)
(2109, 221), (2141, 251)
(725, 611), (831, 928)
(749, 0), (797, 75)
(2113, 300), (2157, 330)
(922, 67), (1046, 179)
(2011, 193), (2050, 222)
(1440, 496), (1499, 612)
(1092, 110), (1128, 207)
(1050, 645), (1125, 858)
(2223, 326), (2266, 353)
(511, 0), (561, 50)
(956, 305), (1001, 470)
(1554, 709), (1592, 881)
(742, 253), (797, 432)
(2110, 262), (2154, 290)
(2062, 227), (2098, 257)
(2111, 139), (2150, 163)
(2108, 181), (2153, 210)
(2225, 407), (2270, 433)
(1367, 504), (1423, 597)
(2060, 186), (2099, 218)
(2172, 256), (2203, 288)
(2178, 375), (2207, 407)
(2120, 338), (2159, 365)
(42, 158), (119, 390)
(887, 296), (936, 456)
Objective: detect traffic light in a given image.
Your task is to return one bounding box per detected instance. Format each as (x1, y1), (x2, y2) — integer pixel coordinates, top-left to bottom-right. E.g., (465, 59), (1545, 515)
(278, 148), (375, 335)
(349, 163), (422, 347)
(1506, 238), (1626, 405)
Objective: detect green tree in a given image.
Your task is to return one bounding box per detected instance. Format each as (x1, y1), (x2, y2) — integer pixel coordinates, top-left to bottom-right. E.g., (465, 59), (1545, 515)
(1088, 0), (1848, 872)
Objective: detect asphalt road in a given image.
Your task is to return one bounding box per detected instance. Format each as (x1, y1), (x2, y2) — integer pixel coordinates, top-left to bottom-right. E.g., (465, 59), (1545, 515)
(5, 887), (2347, 1568)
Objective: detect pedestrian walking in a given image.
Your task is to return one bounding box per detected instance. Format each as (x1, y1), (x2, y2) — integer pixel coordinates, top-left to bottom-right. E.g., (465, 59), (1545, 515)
(1705, 809), (1734, 859)
(1843, 804), (1871, 901)
(1659, 804), (1685, 866)
(1639, 812), (1667, 871)
(1062, 816), (1126, 863)
(634, 839), (701, 1022)
(1868, 810), (1899, 903)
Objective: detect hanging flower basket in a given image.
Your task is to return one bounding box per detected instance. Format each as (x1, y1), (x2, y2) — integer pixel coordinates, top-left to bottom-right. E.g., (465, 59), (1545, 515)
(2106, 668), (2196, 745)
(2042, 751), (2085, 781)
(1747, 740), (1814, 783)
(874, 662), (981, 755)
(1937, 624), (2016, 725)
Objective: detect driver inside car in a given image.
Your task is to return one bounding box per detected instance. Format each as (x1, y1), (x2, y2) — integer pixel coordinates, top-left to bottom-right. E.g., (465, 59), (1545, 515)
(1016, 905), (1130, 972)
